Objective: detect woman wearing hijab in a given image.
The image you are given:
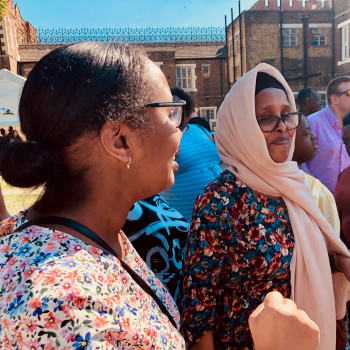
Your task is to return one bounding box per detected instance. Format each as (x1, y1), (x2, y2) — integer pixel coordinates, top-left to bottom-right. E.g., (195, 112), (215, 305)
(182, 63), (350, 350)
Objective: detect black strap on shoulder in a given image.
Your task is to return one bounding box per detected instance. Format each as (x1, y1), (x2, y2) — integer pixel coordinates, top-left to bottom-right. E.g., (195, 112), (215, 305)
(14, 216), (177, 329)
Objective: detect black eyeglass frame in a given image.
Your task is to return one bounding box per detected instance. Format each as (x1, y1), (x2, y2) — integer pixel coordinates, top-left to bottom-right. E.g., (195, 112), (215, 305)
(256, 112), (302, 133)
(145, 100), (187, 129)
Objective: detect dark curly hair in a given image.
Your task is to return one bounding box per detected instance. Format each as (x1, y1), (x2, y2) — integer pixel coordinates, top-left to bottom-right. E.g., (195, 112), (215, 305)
(0, 42), (152, 214)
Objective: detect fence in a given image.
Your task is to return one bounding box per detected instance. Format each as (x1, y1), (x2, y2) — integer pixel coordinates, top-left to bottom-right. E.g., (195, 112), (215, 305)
(32, 27), (226, 46)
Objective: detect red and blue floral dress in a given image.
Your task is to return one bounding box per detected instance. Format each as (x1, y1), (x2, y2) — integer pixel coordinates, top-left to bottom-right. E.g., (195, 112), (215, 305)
(182, 170), (295, 350)
(0, 212), (185, 350)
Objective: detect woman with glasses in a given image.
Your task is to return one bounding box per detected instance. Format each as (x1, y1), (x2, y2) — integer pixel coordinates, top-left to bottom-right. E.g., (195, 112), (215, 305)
(0, 42), (186, 349)
(182, 64), (350, 350)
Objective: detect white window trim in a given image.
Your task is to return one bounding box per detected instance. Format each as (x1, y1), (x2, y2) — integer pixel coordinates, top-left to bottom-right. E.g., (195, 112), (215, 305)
(279, 24), (303, 29)
(341, 24), (350, 62)
(283, 28), (298, 47)
(309, 23), (332, 28)
(338, 19), (350, 29)
(154, 62), (163, 67)
(175, 64), (197, 92)
(199, 106), (217, 120)
(338, 58), (350, 66)
(312, 28), (328, 46)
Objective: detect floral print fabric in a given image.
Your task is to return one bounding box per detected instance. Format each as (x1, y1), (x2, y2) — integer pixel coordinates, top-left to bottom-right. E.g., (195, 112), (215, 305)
(182, 170), (295, 350)
(0, 212), (185, 350)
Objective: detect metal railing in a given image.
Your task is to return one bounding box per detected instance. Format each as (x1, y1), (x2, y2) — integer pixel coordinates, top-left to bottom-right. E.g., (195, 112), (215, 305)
(31, 27), (225, 45)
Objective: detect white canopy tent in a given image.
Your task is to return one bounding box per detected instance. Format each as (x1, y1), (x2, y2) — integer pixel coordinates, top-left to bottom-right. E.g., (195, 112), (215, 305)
(0, 69), (26, 126)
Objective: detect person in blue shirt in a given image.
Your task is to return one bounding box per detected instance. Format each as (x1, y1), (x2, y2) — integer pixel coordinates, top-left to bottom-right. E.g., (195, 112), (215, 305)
(161, 88), (222, 223)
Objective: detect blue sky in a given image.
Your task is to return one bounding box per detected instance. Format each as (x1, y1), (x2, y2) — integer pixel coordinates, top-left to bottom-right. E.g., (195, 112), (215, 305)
(18, 0), (258, 29)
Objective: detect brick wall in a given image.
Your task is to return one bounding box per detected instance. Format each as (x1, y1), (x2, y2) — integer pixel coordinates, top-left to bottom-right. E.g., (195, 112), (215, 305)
(227, 8), (333, 92)
(146, 50), (177, 88)
(171, 58), (227, 112)
(334, 0), (350, 76)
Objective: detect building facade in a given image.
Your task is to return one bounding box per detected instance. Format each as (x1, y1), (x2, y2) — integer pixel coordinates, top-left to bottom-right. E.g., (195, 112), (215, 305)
(18, 41), (228, 130)
(0, 0), (36, 73)
(226, 0), (334, 103)
(334, 0), (350, 76)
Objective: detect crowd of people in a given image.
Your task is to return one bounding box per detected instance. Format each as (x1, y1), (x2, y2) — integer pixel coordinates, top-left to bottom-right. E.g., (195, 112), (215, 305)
(0, 42), (350, 350)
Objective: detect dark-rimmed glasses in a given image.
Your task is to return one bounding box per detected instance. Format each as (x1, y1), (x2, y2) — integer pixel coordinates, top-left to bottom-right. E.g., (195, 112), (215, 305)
(256, 112), (302, 133)
(336, 89), (350, 98)
(145, 100), (186, 129)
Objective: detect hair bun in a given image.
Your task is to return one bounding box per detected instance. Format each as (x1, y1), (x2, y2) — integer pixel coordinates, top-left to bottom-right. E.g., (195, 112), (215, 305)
(0, 141), (60, 188)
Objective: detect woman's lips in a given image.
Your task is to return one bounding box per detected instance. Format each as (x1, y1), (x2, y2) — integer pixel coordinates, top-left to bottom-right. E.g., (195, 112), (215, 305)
(271, 137), (289, 145)
(313, 143), (319, 150)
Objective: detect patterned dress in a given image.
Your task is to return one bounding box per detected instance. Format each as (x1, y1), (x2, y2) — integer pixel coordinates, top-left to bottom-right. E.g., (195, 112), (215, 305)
(182, 170), (295, 350)
(0, 212), (185, 350)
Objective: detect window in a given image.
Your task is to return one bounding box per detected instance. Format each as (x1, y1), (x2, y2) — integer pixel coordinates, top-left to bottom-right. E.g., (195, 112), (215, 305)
(176, 65), (196, 91)
(229, 37), (233, 55)
(202, 65), (210, 77)
(283, 29), (298, 46)
(312, 28), (327, 46)
(154, 62), (163, 68)
(342, 25), (349, 61)
(8, 19), (15, 49)
(200, 107), (217, 120)
(236, 33), (241, 52)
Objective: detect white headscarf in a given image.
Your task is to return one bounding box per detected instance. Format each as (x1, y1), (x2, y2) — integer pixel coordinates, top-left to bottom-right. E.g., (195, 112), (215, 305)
(215, 63), (350, 350)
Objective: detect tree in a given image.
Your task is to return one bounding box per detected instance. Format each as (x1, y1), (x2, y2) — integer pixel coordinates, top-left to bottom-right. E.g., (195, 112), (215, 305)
(0, 0), (8, 21)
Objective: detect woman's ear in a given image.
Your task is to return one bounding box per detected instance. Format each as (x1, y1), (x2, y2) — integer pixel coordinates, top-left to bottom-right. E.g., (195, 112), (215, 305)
(99, 122), (131, 164)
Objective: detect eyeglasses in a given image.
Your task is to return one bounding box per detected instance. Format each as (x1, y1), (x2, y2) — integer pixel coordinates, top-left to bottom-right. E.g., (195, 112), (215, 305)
(336, 90), (350, 97)
(145, 100), (186, 129)
(256, 112), (302, 133)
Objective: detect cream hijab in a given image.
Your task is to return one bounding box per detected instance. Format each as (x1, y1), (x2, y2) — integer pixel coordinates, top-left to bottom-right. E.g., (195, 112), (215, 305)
(215, 63), (350, 350)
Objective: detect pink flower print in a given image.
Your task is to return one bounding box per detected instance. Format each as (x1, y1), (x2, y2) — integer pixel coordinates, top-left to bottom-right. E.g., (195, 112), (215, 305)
(62, 328), (75, 343)
(19, 259), (30, 269)
(26, 339), (41, 350)
(120, 272), (130, 286)
(0, 244), (10, 253)
(24, 319), (39, 333)
(23, 267), (36, 280)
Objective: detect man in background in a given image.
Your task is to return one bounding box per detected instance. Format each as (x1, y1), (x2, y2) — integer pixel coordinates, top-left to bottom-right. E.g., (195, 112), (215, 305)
(296, 88), (322, 117)
(303, 76), (350, 194)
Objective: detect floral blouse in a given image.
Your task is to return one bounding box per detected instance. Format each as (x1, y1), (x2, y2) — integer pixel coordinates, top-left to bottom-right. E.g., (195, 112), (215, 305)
(0, 212), (185, 350)
(182, 170), (295, 350)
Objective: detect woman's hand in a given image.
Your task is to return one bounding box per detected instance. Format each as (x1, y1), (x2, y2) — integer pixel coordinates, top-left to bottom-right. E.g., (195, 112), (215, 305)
(249, 291), (320, 350)
(335, 254), (350, 281)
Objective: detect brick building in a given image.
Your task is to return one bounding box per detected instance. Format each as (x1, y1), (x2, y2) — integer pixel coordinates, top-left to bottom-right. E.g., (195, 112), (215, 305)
(334, 0), (350, 76)
(226, 0), (333, 104)
(0, 0), (36, 73)
(18, 42), (228, 130)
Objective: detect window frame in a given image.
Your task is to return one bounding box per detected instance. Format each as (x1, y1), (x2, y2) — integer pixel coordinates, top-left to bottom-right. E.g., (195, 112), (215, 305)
(282, 28), (298, 47)
(342, 24), (349, 62)
(235, 32), (241, 52)
(176, 64), (197, 92)
(199, 106), (217, 121)
(312, 28), (328, 46)
(202, 64), (211, 78)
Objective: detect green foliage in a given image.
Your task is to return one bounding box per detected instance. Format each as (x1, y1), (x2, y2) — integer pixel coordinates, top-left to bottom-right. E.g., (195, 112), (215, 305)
(0, 0), (8, 21)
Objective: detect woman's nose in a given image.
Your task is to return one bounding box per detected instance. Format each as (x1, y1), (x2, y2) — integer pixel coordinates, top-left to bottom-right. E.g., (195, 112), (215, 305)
(276, 119), (287, 132)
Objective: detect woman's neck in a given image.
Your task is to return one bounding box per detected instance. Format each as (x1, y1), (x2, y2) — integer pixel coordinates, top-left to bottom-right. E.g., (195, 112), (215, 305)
(26, 186), (133, 259)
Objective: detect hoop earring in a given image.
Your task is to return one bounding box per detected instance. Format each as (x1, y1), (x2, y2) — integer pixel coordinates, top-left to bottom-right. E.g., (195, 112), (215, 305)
(127, 156), (131, 169)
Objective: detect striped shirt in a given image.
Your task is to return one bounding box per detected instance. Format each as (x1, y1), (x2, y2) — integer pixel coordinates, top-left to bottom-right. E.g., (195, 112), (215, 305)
(161, 124), (222, 222)
(303, 105), (350, 194)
